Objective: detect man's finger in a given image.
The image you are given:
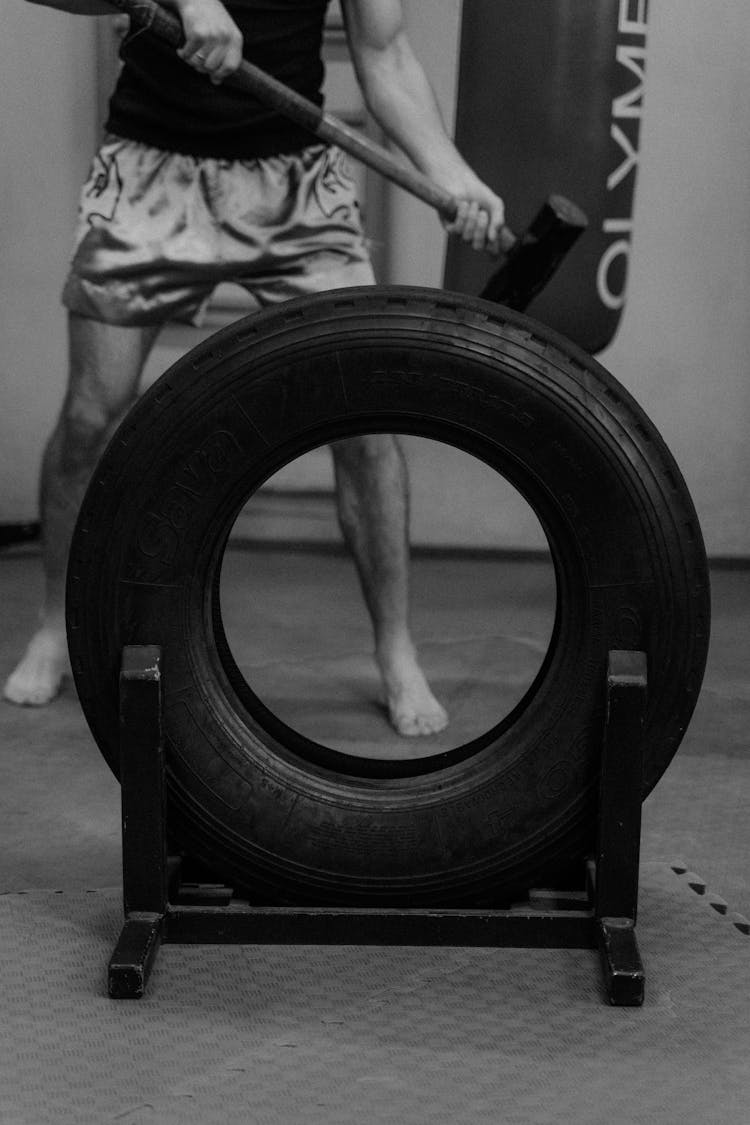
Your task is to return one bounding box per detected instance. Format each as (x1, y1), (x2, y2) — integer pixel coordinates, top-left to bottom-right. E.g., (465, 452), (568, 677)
(211, 42), (244, 83)
(208, 44), (236, 76)
(444, 198), (469, 235)
(177, 33), (202, 63)
(460, 200), (481, 245)
(486, 202), (505, 248)
(471, 209), (490, 253)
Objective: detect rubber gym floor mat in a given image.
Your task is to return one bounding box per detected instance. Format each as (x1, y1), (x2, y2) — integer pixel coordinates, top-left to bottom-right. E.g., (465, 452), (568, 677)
(0, 863), (747, 1125)
(642, 752), (750, 917)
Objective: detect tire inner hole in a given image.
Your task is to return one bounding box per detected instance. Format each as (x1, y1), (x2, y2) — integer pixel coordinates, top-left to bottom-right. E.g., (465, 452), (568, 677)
(218, 436), (557, 762)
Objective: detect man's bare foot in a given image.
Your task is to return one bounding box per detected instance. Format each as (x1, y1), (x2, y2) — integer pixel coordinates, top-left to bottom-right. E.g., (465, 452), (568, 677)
(3, 625), (70, 706)
(377, 640), (448, 737)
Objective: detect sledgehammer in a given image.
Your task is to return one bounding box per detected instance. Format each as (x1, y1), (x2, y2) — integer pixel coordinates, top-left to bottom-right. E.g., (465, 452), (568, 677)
(109, 0), (588, 311)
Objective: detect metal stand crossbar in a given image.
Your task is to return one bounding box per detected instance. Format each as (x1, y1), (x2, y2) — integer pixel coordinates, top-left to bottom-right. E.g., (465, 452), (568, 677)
(109, 645), (647, 1006)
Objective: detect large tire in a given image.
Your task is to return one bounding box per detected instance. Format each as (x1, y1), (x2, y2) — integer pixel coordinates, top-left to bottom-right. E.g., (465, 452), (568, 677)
(67, 287), (710, 905)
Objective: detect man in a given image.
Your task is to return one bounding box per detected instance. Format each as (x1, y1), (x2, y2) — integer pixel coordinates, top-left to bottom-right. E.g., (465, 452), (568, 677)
(5, 0), (504, 737)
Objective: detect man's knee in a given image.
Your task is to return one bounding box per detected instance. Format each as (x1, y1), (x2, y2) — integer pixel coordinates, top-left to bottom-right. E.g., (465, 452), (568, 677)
(56, 394), (129, 474)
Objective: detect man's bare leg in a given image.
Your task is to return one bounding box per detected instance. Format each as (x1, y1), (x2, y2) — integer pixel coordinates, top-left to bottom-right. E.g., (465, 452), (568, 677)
(331, 434), (448, 737)
(3, 314), (160, 705)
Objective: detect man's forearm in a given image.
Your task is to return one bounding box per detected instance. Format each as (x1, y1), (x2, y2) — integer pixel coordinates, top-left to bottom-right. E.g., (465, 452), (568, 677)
(25, 0), (118, 15)
(347, 0), (505, 250)
(353, 31), (466, 181)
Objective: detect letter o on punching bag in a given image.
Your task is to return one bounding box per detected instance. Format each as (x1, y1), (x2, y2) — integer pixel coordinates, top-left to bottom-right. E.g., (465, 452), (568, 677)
(444, 0), (648, 354)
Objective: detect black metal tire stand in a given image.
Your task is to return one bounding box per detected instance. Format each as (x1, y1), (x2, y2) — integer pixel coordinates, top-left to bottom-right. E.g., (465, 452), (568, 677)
(109, 645), (647, 1006)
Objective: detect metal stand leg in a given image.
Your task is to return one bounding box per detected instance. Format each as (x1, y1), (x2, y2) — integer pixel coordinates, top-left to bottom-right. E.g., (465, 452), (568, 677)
(108, 646), (167, 999)
(595, 649), (647, 1006)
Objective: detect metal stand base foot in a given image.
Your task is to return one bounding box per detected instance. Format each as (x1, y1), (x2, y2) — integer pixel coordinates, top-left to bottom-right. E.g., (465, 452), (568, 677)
(598, 918), (645, 1007)
(108, 913), (165, 999)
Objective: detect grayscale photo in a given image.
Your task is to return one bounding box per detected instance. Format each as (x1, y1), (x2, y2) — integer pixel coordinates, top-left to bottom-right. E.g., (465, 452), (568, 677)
(1, 1), (747, 1120)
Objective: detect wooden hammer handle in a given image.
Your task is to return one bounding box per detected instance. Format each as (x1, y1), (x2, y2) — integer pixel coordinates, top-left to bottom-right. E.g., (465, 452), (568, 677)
(108, 0), (516, 248)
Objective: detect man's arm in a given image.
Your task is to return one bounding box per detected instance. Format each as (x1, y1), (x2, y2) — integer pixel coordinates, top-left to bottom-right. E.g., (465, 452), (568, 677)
(25, 1), (118, 13)
(342, 0), (504, 252)
(25, 0), (243, 85)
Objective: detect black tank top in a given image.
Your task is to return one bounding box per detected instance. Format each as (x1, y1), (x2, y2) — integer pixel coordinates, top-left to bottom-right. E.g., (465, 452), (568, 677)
(106, 0), (331, 159)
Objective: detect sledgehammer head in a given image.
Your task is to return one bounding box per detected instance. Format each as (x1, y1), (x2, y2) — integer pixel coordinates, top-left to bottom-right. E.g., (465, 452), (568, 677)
(481, 195), (588, 312)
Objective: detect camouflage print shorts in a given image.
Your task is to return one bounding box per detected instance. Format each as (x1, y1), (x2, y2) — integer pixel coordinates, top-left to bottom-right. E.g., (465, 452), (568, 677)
(62, 135), (375, 326)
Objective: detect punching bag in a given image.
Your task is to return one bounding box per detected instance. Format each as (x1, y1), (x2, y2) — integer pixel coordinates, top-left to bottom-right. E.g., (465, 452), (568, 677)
(444, 0), (649, 354)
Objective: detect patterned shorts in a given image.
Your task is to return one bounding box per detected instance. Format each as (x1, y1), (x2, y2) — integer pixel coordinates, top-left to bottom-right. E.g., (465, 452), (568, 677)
(62, 136), (375, 326)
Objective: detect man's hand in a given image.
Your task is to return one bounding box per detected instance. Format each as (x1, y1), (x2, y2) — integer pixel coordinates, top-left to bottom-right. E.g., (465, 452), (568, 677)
(439, 168), (508, 255)
(164, 0), (243, 85)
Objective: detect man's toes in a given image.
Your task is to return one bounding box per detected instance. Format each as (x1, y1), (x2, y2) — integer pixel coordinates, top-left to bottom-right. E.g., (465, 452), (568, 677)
(3, 667), (63, 706)
(389, 698), (449, 738)
(417, 701), (449, 736)
(3, 631), (69, 707)
(390, 707), (421, 737)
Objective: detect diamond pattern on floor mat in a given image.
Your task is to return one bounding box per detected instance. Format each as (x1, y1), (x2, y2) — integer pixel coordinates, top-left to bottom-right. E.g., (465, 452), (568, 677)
(0, 863), (748, 1125)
